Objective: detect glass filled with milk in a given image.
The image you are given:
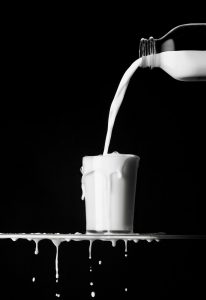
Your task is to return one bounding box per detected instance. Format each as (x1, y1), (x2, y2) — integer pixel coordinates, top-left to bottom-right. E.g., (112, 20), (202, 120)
(81, 153), (140, 233)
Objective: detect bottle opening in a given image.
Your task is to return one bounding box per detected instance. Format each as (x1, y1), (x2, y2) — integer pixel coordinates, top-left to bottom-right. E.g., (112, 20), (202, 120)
(139, 37), (156, 68)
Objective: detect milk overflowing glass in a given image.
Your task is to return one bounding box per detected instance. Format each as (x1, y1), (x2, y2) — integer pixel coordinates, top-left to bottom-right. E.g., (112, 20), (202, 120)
(81, 57), (142, 233)
(82, 153), (140, 233)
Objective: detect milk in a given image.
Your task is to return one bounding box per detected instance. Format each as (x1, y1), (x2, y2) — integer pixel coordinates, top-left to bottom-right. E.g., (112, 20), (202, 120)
(145, 50), (206, 81)
(81, 153), (140, 233)
(103, 58), (142, 155)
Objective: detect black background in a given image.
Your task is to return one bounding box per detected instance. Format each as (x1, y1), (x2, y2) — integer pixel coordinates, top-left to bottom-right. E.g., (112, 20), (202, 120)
(0, 4), (206, 299)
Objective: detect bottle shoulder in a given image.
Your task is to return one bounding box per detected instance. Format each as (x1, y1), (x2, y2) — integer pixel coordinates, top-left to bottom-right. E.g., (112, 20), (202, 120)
(156, 23), (206, 52)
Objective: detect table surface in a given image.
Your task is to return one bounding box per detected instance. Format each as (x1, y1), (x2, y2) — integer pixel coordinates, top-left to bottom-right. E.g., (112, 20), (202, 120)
(0, 233), (205, 241)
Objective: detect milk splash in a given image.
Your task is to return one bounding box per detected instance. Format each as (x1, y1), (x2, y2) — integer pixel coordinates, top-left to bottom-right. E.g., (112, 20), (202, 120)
(91, 291), (95, 297)
(52, 239), (62, 282)
(34, 239), (40, 255)
(0, 233), (160, 298)
(89, 240), (93, 259)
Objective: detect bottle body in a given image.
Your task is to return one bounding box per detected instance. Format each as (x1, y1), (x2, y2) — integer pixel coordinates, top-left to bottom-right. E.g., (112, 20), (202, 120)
(139, 23), (206, 81)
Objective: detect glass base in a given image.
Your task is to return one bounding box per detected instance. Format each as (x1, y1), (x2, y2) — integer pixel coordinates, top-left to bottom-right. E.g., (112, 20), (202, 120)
(86, 230), (133, 234)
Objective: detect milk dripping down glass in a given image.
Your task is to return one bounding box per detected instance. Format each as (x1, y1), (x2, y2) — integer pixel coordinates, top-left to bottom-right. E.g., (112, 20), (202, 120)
(139, 23), (206, 81)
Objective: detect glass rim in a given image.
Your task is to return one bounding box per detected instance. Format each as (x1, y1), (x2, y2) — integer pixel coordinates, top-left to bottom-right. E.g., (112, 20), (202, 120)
(83, 153), (140, 159)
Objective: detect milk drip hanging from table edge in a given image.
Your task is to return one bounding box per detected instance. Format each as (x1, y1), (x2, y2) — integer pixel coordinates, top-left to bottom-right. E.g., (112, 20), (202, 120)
(139, 23), (206, 81)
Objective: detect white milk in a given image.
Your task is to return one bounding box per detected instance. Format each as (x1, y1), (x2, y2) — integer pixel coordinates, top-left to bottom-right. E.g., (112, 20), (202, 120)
(82, 153), (140, 233)
(103, 58), (142, 155)
(145, 50), (206, 81)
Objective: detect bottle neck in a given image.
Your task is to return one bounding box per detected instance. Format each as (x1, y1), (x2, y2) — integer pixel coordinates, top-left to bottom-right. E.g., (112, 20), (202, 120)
(139, 37), (158, 68)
